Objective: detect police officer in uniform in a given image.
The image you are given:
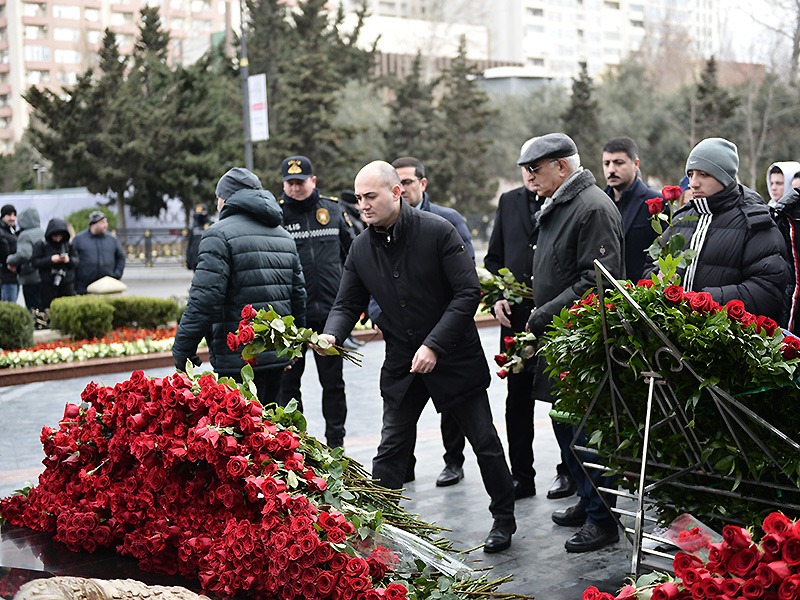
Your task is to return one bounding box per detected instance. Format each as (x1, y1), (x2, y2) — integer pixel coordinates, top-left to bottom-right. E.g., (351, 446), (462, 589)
(276, 155), (356, 448)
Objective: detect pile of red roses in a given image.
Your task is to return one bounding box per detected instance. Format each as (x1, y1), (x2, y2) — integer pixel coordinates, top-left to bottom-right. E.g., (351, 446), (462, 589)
(583, 511), (800, 600)
(0, 369), (406, 599)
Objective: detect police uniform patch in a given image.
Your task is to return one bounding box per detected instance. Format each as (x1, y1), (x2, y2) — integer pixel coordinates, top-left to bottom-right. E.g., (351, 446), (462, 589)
(343, 212), (353, 227)
(316, 207), (330, 225)
(286, 159), (303, 175)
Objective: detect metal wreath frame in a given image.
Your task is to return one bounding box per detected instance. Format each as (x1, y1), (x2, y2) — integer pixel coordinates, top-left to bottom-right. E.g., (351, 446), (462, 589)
(569, 260), (800, 575)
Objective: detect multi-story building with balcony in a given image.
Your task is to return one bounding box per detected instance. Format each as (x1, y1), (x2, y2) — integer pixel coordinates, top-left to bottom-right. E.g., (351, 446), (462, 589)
(0, 0), (231, 152)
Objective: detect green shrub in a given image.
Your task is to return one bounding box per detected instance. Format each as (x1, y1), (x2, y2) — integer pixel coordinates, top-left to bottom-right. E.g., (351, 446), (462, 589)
(49, 296), (114, 340)
(0, 302), (34, 350)
(106, 296), (179, 328)
(66, 207), (118, 234)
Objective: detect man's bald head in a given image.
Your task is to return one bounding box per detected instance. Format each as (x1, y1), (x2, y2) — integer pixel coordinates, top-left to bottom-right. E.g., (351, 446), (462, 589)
(354, 161), (402, 228)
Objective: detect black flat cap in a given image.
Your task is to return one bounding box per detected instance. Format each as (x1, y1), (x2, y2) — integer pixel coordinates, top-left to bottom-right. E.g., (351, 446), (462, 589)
(517, 133), (578, 166)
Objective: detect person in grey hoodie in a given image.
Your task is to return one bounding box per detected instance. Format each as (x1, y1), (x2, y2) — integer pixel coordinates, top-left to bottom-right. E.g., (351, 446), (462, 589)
(6, 208), (44, 311)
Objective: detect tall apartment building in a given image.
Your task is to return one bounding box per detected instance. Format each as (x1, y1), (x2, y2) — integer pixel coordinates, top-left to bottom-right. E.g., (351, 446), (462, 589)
(0, 0), (231, 152)
(337, 0), (721, 84)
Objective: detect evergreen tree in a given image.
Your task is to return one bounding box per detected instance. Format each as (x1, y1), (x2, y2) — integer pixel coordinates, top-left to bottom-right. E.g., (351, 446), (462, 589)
(692, 56), (739, 144)
(561, 63), (601, 176)
(431, 37), (496, 214)
(245, 0), (373, 192)
(383, 53), (439, 161)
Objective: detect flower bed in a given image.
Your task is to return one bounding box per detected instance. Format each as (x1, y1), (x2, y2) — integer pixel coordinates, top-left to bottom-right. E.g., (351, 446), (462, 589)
(0, 327), (180, 369)
(0, 366), (521, 600)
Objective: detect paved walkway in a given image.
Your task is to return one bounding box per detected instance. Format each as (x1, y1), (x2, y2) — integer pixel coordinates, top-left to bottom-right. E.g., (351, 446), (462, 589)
(0, 266), (633, 598)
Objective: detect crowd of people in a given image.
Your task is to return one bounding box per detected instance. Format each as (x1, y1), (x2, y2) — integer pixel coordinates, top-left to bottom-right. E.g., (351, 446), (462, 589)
(0, 208), (125, 319)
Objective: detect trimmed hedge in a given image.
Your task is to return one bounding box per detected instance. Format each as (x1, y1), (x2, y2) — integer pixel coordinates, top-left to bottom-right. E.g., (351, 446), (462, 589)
(106, 296), (179, 329)
(0, 301), (34, 350)
(48, 296), (179, 340)
(49, 296), (114, 340)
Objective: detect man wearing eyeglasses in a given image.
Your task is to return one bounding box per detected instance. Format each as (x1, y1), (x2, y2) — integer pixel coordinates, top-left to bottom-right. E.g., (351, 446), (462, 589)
(520, 133), (625, 553)
(390, 156), (476, 488)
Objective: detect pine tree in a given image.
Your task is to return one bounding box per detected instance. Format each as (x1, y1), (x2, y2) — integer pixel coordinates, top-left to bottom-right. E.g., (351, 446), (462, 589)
(245, 0), (373, 192)
(383, 53), (439, 162)
(431, 37), (496, 214)
(561, 63), (601, 176)
(692, 56), (739, 144)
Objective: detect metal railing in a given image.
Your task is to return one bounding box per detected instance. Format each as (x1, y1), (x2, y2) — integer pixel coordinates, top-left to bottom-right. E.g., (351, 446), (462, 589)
(115, 227), (189, 267)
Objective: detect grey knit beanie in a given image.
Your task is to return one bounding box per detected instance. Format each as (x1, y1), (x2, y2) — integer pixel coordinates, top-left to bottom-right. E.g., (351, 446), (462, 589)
(215, 167), (262, 201)
(685, 138), (739, 186)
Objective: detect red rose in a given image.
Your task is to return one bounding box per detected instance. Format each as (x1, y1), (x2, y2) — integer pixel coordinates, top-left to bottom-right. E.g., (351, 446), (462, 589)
(503, 336), (515, 350)
(758, 561), (792, 587)
(494, 353), (508, 367)
(226, 331), (241, 352)
(725, 299), (746, 322)
(664, 284), (684, 304)
(63, 403), (81, 419)
(742, 577), (766, 598)
(765, 513), (795, 535)
(636, 279), (654, 288)
(226, 456), (249, 478)
(674, 552), (705, 579)
(688, 291), (715, 313)
(720, 578), (743, 597)
(779, 574), (800, 600)
(662, 185), (683, 201)
(327, 527), (346, 544)
(756, 315), (780, 336)
(497, 368), (509, 379)
(384, 583), (408, 600)
(781, 337), (800, 360)
(582, 587), (604, 600)
(723, 525), (754, 550)
(763, 534), (786, 561)
(615, 584), (637, 600)
(238, 325), (255, 345)
(651, 581), (681, 600)
(783, 536), (800, 566)
(727, 545), (761, 577)
(646, 197), (665, 215)
(241, 304), (257, 321)
(316, 571), (337, 596)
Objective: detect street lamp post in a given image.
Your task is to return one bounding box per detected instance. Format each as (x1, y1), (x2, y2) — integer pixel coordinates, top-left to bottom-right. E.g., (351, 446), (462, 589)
(240, 0), (253, 171)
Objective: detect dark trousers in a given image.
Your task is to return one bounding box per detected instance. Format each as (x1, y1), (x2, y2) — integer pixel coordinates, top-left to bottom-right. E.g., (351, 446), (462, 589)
(554, 422), (617, 529)
(21, 283), (43, 312)
(232, 368), (282, 406)
(276, 333), (347, 447)
(373, 376), (515, 521)
(41, 282), (74, 310)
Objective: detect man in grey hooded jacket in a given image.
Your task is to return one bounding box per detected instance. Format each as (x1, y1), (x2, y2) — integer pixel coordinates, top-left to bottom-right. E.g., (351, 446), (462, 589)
(7, 208), (44, 311)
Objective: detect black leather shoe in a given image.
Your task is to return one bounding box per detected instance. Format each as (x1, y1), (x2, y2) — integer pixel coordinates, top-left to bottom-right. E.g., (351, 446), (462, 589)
(547, 473), (577, 499)
(564, 522), (619, 553)
(552, 503), (587, 527)
(484, 518), (516, 553)
(436, 464), (464, 487)
(513, 480), (536, 500)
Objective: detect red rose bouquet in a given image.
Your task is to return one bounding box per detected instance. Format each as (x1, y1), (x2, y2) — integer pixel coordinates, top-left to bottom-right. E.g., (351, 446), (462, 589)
(227, 304), (362, 367)
(493, 332), (538, 379)
(583, 511), (800, 600)
(646, 184), (698, 277)
(0, 366), (523, 599)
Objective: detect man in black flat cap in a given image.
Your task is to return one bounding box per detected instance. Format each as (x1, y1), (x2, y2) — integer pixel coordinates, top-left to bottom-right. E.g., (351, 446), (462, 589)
(518, 133), (625, 553)
(173, 167), (306, 404)
(276, 155), (356, 449)
(72, 210), (125, 294)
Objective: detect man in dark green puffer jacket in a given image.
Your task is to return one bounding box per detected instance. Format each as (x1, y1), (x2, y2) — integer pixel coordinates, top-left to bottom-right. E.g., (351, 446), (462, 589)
(173, 168), (306, 403)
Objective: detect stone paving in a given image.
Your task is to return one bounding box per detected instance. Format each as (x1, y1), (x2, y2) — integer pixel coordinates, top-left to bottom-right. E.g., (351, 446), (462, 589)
(0, 265), (634, 598)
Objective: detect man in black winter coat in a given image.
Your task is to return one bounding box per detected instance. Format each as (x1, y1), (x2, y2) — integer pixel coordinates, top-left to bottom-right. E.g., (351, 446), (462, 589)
(276, 155), (356, 448)
(645, 137), (788, 321)
(602, 137), (662, 280)
(319, 161), (516, 554)
(72, 211), (125, 294)
(173, 168), (306, 404)
(0, 204), (19, 302)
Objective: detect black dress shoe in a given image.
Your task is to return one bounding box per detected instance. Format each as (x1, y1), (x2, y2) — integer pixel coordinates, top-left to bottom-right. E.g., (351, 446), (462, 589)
(435, 464), (464, 487)
(552, 503), (587, 527)
(564, 522), (619, 553)
(547, 473), (577, 499)
(513, 480), (536, 500)
(484, 518), (516, 553)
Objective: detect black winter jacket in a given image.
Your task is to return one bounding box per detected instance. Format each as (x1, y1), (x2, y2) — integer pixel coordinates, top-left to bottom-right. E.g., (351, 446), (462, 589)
(31, 219), (78, 288)
(279, 189), (355, 325)
(0, 220), (17, 284)
(324, 201), (490, 411)
(604, 177), (661, 280)
(528, 169), (625, 335)
(173, 189), (306, 375)
(644, 183), (788, 321)
(71, 227), (125, 294)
